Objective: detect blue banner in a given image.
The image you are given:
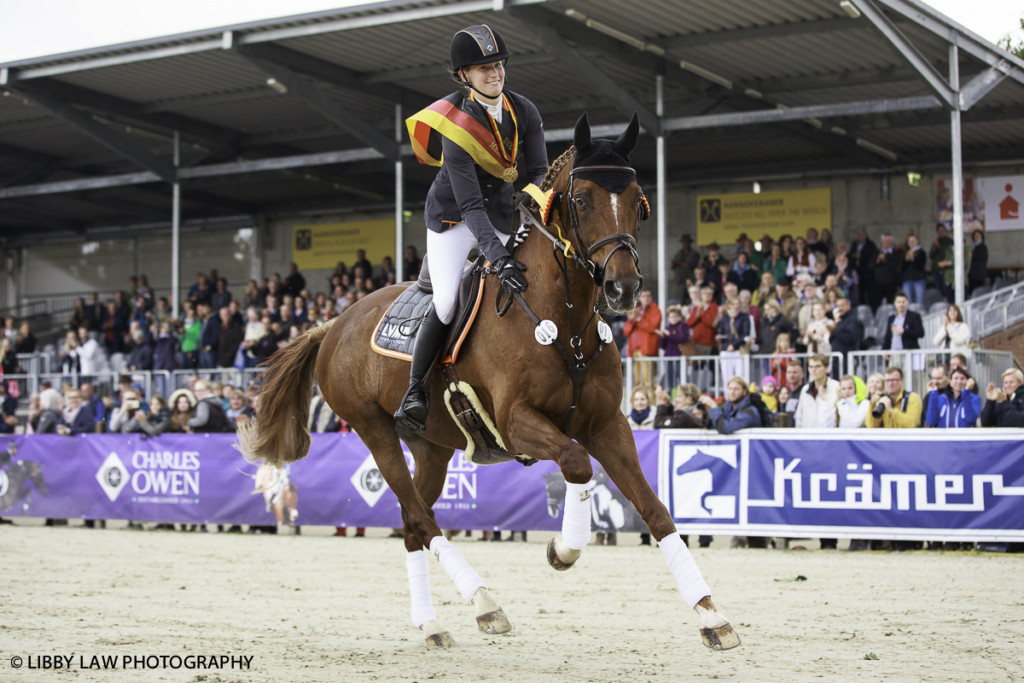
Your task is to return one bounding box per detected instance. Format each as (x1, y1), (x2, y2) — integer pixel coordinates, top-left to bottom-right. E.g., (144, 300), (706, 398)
(2, 430), (1022, 540)
(658, 430), (1024, 541)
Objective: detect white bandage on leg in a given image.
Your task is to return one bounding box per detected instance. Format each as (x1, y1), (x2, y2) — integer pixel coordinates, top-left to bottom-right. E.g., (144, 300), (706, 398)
(405, 550), (437, 628)
(659, 532), (712, 608)
(562, 481), (594, 550)
(428, 536), (486, 603)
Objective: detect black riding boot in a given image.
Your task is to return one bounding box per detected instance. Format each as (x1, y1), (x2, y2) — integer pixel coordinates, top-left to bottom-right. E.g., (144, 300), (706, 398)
(394, 308), (450, 434)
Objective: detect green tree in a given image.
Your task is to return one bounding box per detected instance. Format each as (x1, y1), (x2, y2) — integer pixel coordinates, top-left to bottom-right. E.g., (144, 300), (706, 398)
(997, 18), (1024, 59)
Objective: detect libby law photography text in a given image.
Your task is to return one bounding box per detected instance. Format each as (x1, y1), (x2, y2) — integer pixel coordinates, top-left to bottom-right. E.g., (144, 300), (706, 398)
(7, 654), (253, 671)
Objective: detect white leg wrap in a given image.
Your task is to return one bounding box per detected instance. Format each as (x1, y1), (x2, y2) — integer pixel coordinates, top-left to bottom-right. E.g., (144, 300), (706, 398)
(429, 536), (486, 603)
(659, 532), (712, 608)
(561, 481), (594, 550)
(405, 550), (437, 628)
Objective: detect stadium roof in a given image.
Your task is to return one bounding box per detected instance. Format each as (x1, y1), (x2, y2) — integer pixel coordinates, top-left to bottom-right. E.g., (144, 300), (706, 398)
(0, 0), (1022, 246)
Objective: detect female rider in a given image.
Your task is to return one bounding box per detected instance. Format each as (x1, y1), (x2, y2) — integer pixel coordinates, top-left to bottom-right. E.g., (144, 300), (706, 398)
(395, 25), (548, 433)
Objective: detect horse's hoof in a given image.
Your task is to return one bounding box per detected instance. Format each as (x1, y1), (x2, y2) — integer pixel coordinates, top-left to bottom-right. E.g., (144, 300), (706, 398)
(476, 607), (512, 634)
(546, 536), (581, 571)
(700, 623), (741, 650)
(421, 620), (455, 649)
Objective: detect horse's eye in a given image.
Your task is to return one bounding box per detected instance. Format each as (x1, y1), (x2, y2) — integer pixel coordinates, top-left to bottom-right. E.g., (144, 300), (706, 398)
(573, 196), (587, 209)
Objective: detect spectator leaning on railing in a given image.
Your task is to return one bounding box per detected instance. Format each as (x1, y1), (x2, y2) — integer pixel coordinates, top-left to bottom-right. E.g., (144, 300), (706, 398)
(980, 368), (1024, 428)
(865, 365), (922, 429)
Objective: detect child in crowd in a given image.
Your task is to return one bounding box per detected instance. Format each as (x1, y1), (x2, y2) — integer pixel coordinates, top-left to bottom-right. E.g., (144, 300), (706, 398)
(758, 375), (779, 412)
(769, 332), (795, 386)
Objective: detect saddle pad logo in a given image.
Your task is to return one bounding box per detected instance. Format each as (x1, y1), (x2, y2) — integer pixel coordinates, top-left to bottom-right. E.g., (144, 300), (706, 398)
(96, 451), (129, 502)
(350, 453), (389, 508)
(668, 443), (739, 522)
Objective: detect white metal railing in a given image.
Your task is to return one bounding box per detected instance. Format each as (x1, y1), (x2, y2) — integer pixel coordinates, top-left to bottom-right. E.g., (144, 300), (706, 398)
(963, 281), (1024, 337)
(621, 348), (1017, 412)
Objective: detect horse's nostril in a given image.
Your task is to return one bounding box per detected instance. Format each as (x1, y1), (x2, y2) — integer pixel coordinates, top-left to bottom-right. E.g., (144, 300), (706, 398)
(604, 280), (623, 302)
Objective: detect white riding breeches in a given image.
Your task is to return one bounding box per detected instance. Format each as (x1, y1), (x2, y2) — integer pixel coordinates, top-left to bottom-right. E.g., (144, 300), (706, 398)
(426, 222), (508, 324)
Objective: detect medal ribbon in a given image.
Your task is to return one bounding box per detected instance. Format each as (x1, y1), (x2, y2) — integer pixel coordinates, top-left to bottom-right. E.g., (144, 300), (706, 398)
(472, 92), (518, 176)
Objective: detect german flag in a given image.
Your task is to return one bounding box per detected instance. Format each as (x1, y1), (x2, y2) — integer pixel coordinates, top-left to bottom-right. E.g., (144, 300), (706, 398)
(406, 93), (510, 180)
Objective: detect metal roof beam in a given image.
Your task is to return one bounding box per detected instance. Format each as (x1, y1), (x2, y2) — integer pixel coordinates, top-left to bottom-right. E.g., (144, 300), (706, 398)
(844, 103), (1024, 131)
(959, 64), (1011, 111)
(872, 0), (1024, 89)
(506, 8), (660, 135)
(662, 17), (861, 49)
(236, 43), (405, 103)
(663, 96), (942, 131)
(7, 84), (177, 182)
(0, 205), (83, 232)
(3, 78), (241, 148)
(233, 47), (398, 162)
(849, 0), (957, 109)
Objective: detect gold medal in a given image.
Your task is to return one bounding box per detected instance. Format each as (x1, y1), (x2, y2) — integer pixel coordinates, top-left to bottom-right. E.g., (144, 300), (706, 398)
(502, 166), (518, 183)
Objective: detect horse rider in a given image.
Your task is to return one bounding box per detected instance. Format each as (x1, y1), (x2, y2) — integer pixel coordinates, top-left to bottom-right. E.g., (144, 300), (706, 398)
(395, 24), (549, 434)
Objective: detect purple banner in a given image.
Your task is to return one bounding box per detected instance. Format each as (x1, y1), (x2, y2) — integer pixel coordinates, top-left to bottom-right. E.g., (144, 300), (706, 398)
(0, 433), (660, 531)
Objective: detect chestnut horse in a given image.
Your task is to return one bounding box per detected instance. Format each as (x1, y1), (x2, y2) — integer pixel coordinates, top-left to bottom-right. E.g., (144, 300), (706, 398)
(238, 114), (739, 651)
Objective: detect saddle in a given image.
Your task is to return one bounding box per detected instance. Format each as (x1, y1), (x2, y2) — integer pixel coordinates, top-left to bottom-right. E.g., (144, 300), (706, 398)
(371, 254), (535, 467)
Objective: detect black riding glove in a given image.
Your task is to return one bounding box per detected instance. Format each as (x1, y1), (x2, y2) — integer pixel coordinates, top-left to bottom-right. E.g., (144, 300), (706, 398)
(493, 255), (528, 294)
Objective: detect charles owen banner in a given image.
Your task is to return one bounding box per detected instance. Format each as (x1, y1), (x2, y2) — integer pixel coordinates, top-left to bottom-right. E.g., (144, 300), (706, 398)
(0, 432), (657, 533)
(291, 219), (395, 271)
(695, 187), (830, 246)
(2, 430), (1022, 540)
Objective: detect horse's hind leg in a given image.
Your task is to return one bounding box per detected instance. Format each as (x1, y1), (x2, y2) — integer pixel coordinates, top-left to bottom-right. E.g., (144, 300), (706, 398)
(404, 436), (511, 643)
(581, 418), (740, 651)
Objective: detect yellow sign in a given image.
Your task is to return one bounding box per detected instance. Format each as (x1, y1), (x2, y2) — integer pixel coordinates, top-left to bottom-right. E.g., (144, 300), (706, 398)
(696, 188), (831, 246)
(292, 219), (395, 270)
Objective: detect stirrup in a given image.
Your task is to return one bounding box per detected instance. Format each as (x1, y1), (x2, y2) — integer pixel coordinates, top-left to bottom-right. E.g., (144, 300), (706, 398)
(395, 386), (428, 435)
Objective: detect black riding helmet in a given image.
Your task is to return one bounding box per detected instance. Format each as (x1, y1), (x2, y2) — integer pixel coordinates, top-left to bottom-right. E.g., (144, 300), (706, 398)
(449, 24), (509, 78)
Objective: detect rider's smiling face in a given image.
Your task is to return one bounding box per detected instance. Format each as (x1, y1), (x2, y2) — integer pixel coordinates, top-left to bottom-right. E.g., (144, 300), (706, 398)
(461, 61), (505, 102)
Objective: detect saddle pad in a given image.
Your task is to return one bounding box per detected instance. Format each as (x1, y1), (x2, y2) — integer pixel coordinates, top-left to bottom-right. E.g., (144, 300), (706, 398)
(370, 276), (486, 364)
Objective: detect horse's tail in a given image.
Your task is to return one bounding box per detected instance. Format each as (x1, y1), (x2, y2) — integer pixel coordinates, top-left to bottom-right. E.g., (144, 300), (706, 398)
(236, 317), (338, 469)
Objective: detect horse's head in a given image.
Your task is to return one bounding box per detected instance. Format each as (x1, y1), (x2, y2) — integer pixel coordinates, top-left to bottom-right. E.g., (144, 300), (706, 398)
(563, 112), (648, 313)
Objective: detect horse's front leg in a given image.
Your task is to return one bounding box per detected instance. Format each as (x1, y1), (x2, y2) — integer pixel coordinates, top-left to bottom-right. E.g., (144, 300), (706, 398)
(505, 406), (594, 571)
(580, 416), (741, 651)
(401, 435), (511, 647)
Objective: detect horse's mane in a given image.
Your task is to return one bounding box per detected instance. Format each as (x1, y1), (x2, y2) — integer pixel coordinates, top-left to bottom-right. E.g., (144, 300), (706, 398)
(540, 146), (575, 192)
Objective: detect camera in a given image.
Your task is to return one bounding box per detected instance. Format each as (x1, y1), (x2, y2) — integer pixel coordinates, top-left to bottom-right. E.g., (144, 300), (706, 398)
(125, 399), (140, 411)
(871, 401), (886, 419)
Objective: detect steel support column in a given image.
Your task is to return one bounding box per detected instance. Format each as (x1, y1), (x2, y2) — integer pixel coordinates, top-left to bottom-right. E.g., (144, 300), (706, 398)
(172, 131), (181, 316)
(655, 74), (667, 316)
(395, 103), (404, 283)
(950, 44), (964, 308)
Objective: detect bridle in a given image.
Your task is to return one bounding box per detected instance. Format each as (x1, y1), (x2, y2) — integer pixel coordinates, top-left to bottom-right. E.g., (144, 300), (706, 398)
(564, 164), (645, 286)
(493, 162), (648, 433)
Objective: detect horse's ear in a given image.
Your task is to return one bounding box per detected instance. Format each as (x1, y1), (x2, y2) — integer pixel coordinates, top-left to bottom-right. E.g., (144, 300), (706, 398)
(614, 112), (640, 156)
(573, 112), (592, 153)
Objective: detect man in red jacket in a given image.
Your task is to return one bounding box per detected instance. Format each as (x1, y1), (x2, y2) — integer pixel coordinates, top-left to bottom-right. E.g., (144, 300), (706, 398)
(624, 289), (661, 390)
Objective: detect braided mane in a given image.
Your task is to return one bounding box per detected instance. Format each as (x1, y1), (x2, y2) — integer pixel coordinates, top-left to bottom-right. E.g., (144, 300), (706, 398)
(540, 146), (575, 192)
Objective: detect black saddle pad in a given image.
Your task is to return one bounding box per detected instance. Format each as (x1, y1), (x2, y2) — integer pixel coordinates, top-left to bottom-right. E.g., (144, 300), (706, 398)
(371, 255), (487, 363)
(372, 283), (433, 358)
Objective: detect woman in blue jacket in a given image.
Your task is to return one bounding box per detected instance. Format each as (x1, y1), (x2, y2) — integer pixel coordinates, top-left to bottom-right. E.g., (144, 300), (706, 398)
(926, 366), (981, 428)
